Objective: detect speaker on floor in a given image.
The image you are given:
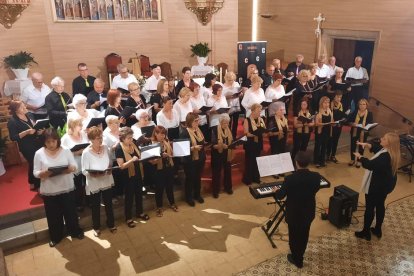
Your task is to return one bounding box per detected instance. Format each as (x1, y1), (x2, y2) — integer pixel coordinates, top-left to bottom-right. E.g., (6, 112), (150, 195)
(328, 194), (353, 228)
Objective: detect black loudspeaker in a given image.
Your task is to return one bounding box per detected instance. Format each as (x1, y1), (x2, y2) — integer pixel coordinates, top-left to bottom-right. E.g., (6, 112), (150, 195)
(334, 185), (359, 211)
(328, 194), (353, 228)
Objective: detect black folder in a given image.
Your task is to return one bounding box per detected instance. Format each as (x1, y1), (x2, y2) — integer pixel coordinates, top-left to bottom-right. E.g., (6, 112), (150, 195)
(228, 136), (246, 149)
(86, 166), (119, 174)
(119, 106), (138, 119)
(332, 82), (351, 91)
(86, 117), (106, 128)
(141, 125), (155, 138)
(260, 101), (272, 108)
(297, 115), (315, 124)
(215, 107), (231, 114)
(117, 88), (130, 95)
(199, 106), (213, 113)
(167, 127), (179, 141)
(33, 119), (50, 130)
(139, 143), (161, 162)
(70, 143), (90, 152)
(251, 127), (267, 136)
(48, 165), (69, 177)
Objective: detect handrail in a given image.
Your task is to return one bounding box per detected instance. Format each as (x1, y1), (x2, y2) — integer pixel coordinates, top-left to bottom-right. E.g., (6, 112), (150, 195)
(369, 96), (413, 125)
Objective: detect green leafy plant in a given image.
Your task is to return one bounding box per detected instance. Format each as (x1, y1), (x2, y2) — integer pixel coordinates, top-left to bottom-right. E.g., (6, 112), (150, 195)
(3, 51), (38, 69)
(0, 132), (8, 158)
(190, 42), (212, 57)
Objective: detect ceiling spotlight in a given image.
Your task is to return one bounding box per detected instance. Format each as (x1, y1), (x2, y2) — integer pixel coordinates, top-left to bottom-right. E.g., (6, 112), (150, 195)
(260, 14), (274, 19)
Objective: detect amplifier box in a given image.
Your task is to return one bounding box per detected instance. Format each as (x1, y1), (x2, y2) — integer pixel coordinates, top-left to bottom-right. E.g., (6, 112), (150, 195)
(334, 185), (359, 211)
(328, 194), (353, 228)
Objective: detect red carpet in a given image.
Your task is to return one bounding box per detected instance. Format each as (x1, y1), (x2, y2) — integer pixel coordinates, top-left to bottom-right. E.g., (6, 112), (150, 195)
(0, 162), (44, 216)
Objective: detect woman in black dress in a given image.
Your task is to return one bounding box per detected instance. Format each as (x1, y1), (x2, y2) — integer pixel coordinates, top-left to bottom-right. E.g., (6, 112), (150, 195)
(327, 67), (352, 110)
(314, 96), (333, 168)
(291, 98), (314, 162)
(242, 103), (266, 185)
(326, 91), (345, 163)
(211, 113), (234, 198)
(150, 79), (169, 122)
(268, 102), (289, 155)
(105, 89), (126, 126)
(7, 100), (44, 190)
(175, 66), (194, 97)
(354, 133), (400, 240)
(180, 112), (206, 206)
(348, 98), (374, 168)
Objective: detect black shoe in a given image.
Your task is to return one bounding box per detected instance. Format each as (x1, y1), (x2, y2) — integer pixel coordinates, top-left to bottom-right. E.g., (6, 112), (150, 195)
(370, 227), (382, 239)
(287, 254), (303, 268)
(355, 230), (371, 241)
(186, 200), (195, 207)
(72, 232), (84, 240)
(213, 194), (219, 199)
(49, 240), (59, 247)
(225, 189), (233, 195)
(331, 156), (339, 163)
(197, 197), (204, 204)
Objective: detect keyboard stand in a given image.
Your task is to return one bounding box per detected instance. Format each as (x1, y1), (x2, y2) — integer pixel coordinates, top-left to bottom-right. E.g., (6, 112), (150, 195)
(261, 199), (286, 248)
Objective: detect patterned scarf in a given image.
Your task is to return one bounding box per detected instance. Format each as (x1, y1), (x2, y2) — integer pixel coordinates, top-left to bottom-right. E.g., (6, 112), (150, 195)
(156, 140), (174, 170)
(250, 117), (266, 143)
(275, 115), (288, 140)
(120, 142), (143, 178)
(217, 125), (234, 161)
(352, 110), (368, 137)
(188, 127), (204, 160)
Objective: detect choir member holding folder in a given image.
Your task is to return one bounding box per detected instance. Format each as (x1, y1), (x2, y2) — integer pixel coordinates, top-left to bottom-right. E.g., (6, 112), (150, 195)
(314, 96), (333, 168)
(292, 98), (314, 161)
(327, 67), (352, 110)
(211, 114), (234, 198)
(180, 112), (206, 207)
(207, 84), (229, 129)
(7, 101), (44, 191)
(115, 127), (149, 228)
(124, 82), (146, 127)
(150, 79), (170, 122)
(131, 109), (156, 141)
(222, 71), (242, 139)
(105, 89), (126, 126)
(67, 94), (99, 130)
(173, 87), (193, 129)
(267, 102), (289, 155)
(157, 97), (180, 140)
(242, 103), (267, 185)
(33, 128), (84, 247)
(61, 118), (89, 211)
(294, 70), (312, 114)
(326, 91), (346, 163)
(82, 127), (116, 236)
(103, 115), (123, 200)
(149, 126), (178, 217)
(175, 67), (194, 97)
(189, 83), (210, 141)
(241, 75), (266, 118)
(348, 99), (374, 168)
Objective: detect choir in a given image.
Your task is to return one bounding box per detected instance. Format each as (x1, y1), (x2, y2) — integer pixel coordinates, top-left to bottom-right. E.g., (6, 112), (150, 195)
(7, 55), (374, 247)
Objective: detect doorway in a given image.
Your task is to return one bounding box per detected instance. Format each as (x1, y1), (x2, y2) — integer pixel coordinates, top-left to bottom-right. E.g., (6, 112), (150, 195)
(333, 39), (374, 75)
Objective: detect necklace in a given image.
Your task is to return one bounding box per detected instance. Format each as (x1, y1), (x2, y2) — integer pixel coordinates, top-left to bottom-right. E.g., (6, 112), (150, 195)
(91, 145), (103, 155)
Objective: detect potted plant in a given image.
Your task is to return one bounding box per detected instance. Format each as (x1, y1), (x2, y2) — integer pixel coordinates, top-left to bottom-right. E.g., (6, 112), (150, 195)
(0, 133), (8, 176)
(190, 42), (212, 66)
(3, 51), (38, 80)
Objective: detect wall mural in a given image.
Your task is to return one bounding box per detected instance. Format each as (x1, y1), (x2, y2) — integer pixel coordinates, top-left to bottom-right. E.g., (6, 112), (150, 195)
(0, 0), (31, 29)
(53, 0), (161, 22)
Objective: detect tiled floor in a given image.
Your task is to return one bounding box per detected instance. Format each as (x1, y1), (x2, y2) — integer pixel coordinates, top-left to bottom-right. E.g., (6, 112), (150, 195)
(5, 149), (414, 276)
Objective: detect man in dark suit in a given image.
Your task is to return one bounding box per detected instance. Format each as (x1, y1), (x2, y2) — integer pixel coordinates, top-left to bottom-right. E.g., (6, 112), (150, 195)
(86, 78), (108, 111)
(272, 59), (286, 76)
(274, 151), (320, 268)
(261, 64), (275, 91)
(285, 54), (307, 77)
(72, 63), (96, 96)
(45, 76), (71, 129)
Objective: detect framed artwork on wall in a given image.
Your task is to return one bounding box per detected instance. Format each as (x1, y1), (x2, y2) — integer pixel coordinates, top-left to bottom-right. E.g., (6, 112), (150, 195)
(52, 0), (161, 22)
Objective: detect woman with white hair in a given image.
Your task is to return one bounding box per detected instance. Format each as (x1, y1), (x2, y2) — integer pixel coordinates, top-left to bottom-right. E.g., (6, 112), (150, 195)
(131, 109), (155, 141)
(222, 71), (241, 138)
(45, 76), (71, 129)
(67, 94), (99, 130)
(268, 102), (289, 155)
(211, 113), (234, 198)
(103, 115), (123, 200)
(61, 118), (89, 211)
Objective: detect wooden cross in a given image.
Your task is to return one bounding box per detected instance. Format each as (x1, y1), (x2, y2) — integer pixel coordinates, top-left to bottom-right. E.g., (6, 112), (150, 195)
(313, 13), (325, 38)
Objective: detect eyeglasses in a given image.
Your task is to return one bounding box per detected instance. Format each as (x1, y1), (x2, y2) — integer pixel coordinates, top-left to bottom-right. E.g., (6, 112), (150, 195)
(120, 71), (128, 74)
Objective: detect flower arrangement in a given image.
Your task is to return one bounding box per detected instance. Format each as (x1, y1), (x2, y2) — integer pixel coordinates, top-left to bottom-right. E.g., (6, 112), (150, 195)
(137, 75), (147, 88)
(190, 42), (212, 57)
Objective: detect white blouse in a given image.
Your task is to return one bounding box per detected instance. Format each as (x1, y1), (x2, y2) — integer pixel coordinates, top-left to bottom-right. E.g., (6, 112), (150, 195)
(81, 146), (114, 195)
(103, 128), (119, 161)
(201, 86), (213, 103)
(131, 121), (155, 140)
(61, 132), (89, 175)
(157, 109), (180, 128)
(190, 94), (208, 126)
(222, 82), (241, 114)
(241, 88), (266, 117)
(173, 100), (193, 123)
(207, 95), (228, 127)
(33, 148), (77, 196)
(67, 109), (100, 130)
(265, 84), (285, 101)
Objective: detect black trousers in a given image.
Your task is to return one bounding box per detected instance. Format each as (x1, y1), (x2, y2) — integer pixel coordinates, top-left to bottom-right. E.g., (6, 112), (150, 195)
(327, 126), (342, 158)
(154, 167), (175, 208)
(243, 143), (261, 184)
(143, 162), (156, 189)
(291, 132), (310, 161)
(73, 174), (85, 207)
(211, 150), (232, 195)
(351, 86), (365, 110)
(89, 188), (114, 230)
(43, 191), (83, 243)
(350, 134), (367, 160)
(314, 131), (330, 165)
(112, 161), (124, 197)
(124, 175), (143, 221)
(200, 124), (210, 143)
(21, 149), (40, 188)
(183, 158), (205, 201)
(342, 92), (352, 111)
(230, 111), (241, 139)
(363, 193), (387, 231)
(269, 135), (287, 155)
(288, 221), (312, 265)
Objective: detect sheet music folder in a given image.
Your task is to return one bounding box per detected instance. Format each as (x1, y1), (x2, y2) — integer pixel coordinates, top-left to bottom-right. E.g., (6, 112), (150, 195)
(256, 152), (295, 177)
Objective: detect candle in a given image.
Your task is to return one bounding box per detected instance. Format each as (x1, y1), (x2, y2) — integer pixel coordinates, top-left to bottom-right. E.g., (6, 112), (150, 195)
(220, 67), (223, 83)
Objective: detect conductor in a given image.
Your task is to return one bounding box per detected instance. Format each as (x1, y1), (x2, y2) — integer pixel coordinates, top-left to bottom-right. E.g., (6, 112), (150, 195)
(274, 151), (320, 268)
